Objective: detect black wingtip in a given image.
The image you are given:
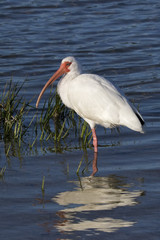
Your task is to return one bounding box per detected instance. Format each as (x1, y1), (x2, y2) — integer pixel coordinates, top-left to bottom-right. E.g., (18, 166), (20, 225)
(135, 112), (145, 126)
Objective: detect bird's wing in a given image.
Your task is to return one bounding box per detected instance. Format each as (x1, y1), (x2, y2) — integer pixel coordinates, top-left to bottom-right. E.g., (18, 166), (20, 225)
(67, 74), (130, 126)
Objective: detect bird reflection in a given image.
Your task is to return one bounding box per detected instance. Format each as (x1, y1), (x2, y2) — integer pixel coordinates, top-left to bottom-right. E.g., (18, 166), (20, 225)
(52, 175), (142, 234)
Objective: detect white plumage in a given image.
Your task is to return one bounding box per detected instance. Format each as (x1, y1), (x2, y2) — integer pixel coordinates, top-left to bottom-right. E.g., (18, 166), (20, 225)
(36, 56), (144, 154)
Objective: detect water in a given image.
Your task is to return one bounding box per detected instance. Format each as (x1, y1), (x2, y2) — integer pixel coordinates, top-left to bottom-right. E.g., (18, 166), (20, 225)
(0, 0), (160, 239)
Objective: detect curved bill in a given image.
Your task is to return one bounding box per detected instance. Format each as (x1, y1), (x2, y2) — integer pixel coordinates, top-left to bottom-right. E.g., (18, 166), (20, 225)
(36, 63), (66, 108)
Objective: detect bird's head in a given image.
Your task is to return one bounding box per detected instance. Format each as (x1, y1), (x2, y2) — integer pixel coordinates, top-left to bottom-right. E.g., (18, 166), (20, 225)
(36, 56), (80, 108)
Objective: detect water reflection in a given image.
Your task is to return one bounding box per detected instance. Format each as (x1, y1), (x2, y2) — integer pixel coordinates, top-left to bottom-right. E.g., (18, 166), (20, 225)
(52, 175), (142, 234)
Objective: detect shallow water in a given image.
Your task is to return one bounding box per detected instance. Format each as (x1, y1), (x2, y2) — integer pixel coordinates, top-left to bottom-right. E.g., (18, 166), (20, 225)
(0, 0), (160, 239)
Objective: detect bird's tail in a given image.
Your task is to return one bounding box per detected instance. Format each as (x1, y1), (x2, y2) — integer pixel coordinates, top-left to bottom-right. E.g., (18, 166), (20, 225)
(135, 111), (145, 126)
(134, 110), (145, 133)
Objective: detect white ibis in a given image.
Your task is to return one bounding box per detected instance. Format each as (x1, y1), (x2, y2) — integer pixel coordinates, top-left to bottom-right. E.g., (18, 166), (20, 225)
(36, 56), (144, 154)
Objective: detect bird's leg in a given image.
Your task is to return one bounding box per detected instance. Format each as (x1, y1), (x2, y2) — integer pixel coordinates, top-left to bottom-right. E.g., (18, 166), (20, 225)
(91, 152), (98, 176)
(92, 128), (98, 153)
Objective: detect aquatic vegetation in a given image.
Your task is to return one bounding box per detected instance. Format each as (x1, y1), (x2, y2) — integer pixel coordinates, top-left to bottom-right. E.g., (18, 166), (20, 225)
(0, 166), (6, 178)
(32, 86), (92, 152)
(0, 80), (123, 177)
(0, 80), (32, 146)
(0, 80), (92, 158)
(41, 176), (45, 192)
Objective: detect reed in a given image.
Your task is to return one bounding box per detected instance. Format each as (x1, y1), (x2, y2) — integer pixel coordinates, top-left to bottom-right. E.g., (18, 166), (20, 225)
(35, 87), (92, 151)
(41, 176), (45, 192)
(0, 80), (93, 157)
(0, 80), (32, 145)
(0, 166), (6, 178)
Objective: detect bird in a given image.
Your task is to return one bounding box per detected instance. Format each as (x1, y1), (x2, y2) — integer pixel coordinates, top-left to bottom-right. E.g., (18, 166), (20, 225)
(36, 56), (144, 154)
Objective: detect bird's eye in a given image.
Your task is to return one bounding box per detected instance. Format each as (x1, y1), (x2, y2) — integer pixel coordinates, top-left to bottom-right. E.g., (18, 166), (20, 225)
(66, 62), (71, 66)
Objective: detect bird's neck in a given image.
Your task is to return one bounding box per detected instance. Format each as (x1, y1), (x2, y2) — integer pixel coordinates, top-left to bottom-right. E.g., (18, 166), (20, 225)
(57, 69), (81, 109)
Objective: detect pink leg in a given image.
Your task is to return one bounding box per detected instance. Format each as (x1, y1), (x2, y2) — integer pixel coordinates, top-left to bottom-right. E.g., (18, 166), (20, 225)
(91, 152), (98, 176)
(92, 128), (98, 153)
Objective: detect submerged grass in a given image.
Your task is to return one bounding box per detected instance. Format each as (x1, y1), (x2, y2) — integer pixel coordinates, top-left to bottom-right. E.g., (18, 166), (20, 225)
(0, 80), (92, 158)
(0, 166), (6, 178)
(41, 176), (45, 192)
(0, 80), (32, 145)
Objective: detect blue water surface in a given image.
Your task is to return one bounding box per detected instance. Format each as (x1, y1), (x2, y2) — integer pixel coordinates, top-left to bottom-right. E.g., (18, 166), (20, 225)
(0, 1), (160, 239)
